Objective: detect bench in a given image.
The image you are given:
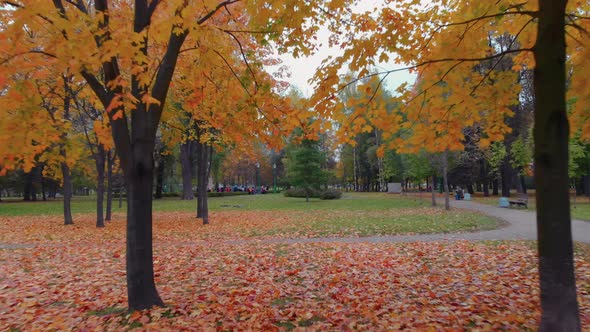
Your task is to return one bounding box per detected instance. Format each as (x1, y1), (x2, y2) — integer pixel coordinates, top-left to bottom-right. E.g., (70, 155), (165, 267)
(508, 193), (528, 208)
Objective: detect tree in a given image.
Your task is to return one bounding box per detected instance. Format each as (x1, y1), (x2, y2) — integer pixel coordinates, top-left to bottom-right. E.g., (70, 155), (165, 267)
(285, 138), (328, 202)
(311, 1), (585, 328)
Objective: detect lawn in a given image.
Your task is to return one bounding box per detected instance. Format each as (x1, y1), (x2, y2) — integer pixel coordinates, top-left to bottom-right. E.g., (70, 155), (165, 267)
(0, 193), (501, 242)
(0, 193), (588, 330)
(0, 192), (425, 216)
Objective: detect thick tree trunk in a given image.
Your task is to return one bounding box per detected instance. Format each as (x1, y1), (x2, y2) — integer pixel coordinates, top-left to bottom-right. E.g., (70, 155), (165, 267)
(106, 150), (114, 221)
(534, 1), (580, 329)
(475, 182), (482, 192)
(126, 148), (164, 311)
(180, 141), (194, 200)
(95, 145), (106, 228)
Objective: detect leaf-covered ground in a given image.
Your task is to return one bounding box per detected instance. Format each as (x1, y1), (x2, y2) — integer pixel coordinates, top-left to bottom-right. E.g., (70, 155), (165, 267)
(0, 207), (588, 330)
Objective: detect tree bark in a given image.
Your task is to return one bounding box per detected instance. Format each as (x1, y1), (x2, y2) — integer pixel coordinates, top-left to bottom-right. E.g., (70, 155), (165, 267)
(125, 148), (164, 310)
(95, 145), (106, 228)
(443, 151), (450, 211)
(196, 140), (211, 224)
(500, 160), (512, 197)
(61, 159), (73, 225)
(431, 173), (437, 207)
(106, 150), (114, 221)
(492, 179), (499, 196)
(180, 141), (194, 200)
(23, 171), (32, 201)
(534, 0), (580, 329)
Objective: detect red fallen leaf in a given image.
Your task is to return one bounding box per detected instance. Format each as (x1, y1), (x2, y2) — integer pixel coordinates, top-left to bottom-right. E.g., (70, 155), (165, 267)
(112, 252), (121, 258)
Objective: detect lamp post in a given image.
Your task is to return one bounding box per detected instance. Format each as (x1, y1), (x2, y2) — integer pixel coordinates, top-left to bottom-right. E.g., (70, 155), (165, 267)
(255, 162), (260, 194)
(273, 163), (277, 193)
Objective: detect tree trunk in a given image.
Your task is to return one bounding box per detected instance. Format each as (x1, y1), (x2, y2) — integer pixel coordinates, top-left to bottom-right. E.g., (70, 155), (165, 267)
(106, 150), (114, 221)
(431, 173), (437, 207)
(534, 1), (580, 330)
(492, 179), (499, 196)
(443, 151), (450, 211)
(31, 167), (38, 201)
(520, 175), (527, 195)
(39, 165), (46, 201)
(180, 141), (194, 200)
(475, 182), (482, 192)
(61, 159), (73, 225)
(95, 145), (106, 228)
(196, 140), (211, 224)
(126, 148), (164, 311)
(500, 161), (512, 197)
(23, 171), (32, 201)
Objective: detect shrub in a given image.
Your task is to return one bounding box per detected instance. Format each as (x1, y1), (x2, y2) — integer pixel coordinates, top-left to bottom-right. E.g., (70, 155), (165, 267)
(319, 189), (342, 200)
(283, 188), (321, 198)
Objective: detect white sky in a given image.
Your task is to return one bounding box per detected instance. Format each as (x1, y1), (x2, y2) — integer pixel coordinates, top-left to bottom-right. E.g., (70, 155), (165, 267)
(271, 1), (417, 97)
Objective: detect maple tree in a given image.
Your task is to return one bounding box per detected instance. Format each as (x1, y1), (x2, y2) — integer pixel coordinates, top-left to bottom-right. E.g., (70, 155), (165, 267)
(311, 0), (587, 328)
(0, 0), (350, 310)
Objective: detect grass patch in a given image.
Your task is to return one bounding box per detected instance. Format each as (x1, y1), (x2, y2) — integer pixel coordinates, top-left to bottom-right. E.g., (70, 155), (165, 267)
(87, 306), (126, 317)
(312, 211), (500, 237)
(0, 193), (425, 216)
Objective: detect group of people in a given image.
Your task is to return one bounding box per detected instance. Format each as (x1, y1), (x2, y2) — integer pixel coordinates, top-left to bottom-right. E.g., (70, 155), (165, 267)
(454, 187), (465, 200)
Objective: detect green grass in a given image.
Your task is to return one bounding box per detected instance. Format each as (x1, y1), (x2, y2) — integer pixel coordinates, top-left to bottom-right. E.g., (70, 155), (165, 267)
(313, 212), (501, 236)
(0, 192), (426, 216)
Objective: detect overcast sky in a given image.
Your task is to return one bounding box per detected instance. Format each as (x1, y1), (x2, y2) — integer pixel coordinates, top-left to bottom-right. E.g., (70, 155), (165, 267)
(270, 1), (417, 97)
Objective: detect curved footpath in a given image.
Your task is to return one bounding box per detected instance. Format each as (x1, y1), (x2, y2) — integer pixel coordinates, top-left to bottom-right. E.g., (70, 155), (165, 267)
(1, 199), (589, 249)
(253, 198), (590, 245)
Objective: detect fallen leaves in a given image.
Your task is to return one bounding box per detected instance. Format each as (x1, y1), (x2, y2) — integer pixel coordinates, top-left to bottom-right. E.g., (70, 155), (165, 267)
(1, 238), (589, 330)
(0, 211), (588, 330)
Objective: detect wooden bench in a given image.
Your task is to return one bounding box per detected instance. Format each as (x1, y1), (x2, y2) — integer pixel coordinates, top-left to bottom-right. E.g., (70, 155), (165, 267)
(508, 193), (528, 208)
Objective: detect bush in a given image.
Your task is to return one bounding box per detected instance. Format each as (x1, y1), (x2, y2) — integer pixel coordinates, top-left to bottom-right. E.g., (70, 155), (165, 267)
(319, 189), (342, 200)
(284, 188), (342, 200)
(283, 188), (321, 198)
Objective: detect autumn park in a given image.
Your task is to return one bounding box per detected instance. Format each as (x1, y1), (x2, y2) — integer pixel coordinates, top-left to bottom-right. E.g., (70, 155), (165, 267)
(1, 0), (590, 330)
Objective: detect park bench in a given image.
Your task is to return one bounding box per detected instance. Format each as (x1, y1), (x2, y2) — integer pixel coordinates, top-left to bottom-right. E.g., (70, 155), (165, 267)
(508, 193), (528, 209)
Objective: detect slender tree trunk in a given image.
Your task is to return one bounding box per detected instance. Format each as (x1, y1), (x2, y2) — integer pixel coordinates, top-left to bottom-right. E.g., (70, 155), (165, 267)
(126, 145), (164, 311)
(180, 141), (194, 200)
(534, 1), (580, 329)
(431, 173), (437, 207)
(24, 171), (32, 201)
(492, 179), (499, 196)
(520, 175), (527, 195)
(501, 161), (512, 197)
(443, 151), (450, 211)
(95, 145), (106, 228)
(196, 140), (211, 224)
(61, 159), (73, 225)
(106, 150), (114, 221)
(39, 165), (46, 201)
(31, 167), (38, 201)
